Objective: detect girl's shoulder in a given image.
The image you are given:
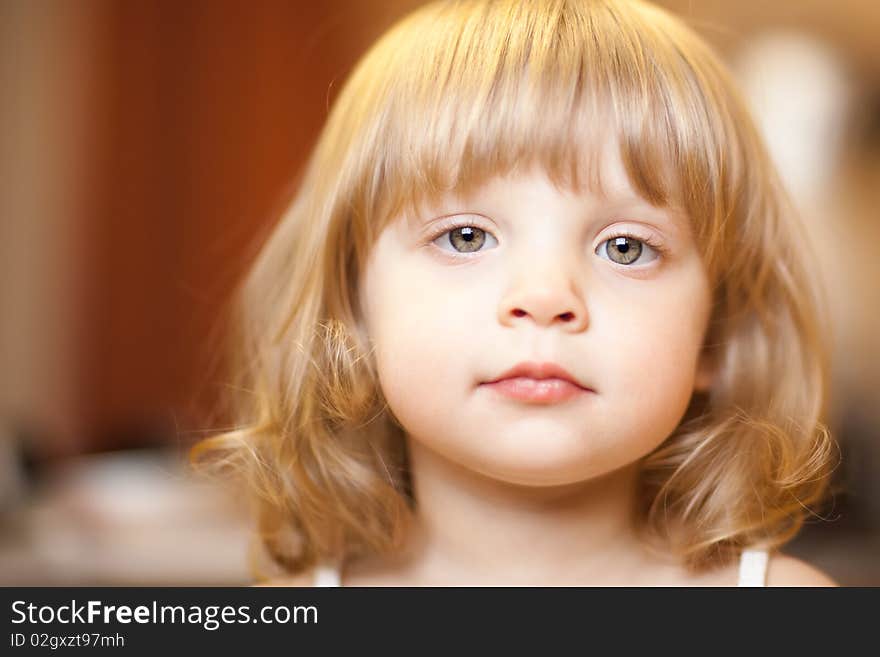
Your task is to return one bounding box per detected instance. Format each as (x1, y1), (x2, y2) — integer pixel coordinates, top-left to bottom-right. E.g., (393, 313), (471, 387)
(674, 549), (836, 587)
(764, 552), (837, 587)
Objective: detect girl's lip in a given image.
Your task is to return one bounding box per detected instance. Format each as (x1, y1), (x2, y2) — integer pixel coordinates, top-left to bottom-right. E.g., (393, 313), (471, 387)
(480, 377), (593, 403)
(484, 360), (590, 390)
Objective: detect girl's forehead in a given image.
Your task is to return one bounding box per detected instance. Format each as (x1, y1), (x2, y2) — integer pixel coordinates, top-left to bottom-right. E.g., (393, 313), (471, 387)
(395, 139), (686, 229)
(345, 0), (731, 256)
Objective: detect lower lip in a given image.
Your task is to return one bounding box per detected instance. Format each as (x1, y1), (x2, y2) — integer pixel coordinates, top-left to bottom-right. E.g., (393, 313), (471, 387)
(481, 377), (592, 403)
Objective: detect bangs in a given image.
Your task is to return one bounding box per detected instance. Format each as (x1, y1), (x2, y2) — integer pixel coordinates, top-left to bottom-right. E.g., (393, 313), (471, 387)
(332, 0), (735, 251)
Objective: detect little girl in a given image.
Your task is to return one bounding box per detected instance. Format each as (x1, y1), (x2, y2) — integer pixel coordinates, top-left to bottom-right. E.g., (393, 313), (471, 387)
(193, 0), (838, 586)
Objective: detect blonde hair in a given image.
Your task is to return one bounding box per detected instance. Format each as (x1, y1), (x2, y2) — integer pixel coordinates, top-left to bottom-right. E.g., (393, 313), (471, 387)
(191, 0), (837, 576)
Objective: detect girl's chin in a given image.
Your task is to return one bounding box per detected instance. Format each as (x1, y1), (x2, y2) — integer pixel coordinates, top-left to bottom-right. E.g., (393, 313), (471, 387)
(458, 452), (622, 488)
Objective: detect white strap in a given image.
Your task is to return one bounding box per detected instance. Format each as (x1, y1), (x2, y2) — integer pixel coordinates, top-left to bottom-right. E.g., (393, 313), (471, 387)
(312, 561), (342, 587)
(738, 548), (769, 587)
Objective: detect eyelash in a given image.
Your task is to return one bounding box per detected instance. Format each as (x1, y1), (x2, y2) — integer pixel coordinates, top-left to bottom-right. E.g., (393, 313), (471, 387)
(602, 230), (668, 257)
(426, 219), (668, 263)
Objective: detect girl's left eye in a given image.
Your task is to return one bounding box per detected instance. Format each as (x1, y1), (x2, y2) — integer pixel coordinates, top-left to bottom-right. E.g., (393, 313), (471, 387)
(431, 224), (499, 254)
(595, 235), (661, 266)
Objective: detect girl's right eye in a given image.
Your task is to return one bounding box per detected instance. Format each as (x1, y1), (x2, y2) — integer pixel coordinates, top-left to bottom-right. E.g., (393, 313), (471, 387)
(431, 224), (499, 255)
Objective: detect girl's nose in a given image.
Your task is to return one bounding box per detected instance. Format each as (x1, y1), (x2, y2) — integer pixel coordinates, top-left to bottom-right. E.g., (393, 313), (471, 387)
(498, 263), (589, 333)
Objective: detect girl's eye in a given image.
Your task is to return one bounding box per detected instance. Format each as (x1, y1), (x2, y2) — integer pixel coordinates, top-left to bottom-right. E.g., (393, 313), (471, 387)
(595, 235), (660, 266)
(432, 225), (499, 254)
(430, 223), (662, 265)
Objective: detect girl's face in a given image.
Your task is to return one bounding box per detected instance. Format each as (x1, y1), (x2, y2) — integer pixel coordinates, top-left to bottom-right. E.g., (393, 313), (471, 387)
(359, 143), (713, 487)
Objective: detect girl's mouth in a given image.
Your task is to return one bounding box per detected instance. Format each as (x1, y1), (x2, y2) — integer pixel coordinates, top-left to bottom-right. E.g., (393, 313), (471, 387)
(480, 377), (593, 404)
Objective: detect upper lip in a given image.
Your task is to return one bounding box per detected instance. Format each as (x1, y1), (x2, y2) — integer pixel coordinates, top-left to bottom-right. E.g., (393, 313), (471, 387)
(483, 361), (592, 390)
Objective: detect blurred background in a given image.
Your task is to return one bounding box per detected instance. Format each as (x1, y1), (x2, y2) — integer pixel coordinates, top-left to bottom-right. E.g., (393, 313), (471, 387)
(1, 0), (878, 585)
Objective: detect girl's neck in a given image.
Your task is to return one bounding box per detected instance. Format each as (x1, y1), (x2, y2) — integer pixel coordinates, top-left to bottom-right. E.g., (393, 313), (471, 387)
(348, 437), (668, 586)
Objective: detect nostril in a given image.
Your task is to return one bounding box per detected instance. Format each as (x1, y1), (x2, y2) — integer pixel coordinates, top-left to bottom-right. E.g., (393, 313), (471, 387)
(558, 312), (575, 321)
(512, 308), (527, 317)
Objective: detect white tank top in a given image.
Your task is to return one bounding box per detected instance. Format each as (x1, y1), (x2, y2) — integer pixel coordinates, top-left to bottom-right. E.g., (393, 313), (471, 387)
(311, 548), (769, 586)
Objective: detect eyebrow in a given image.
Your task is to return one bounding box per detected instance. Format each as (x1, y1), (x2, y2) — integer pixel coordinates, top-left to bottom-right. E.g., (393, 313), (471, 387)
(599, 191), (691, 236)
(647, 205), (691, 237)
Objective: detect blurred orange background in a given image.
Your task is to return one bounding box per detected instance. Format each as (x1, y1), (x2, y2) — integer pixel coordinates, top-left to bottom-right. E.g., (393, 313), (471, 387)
(1, 0), (878, 584)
